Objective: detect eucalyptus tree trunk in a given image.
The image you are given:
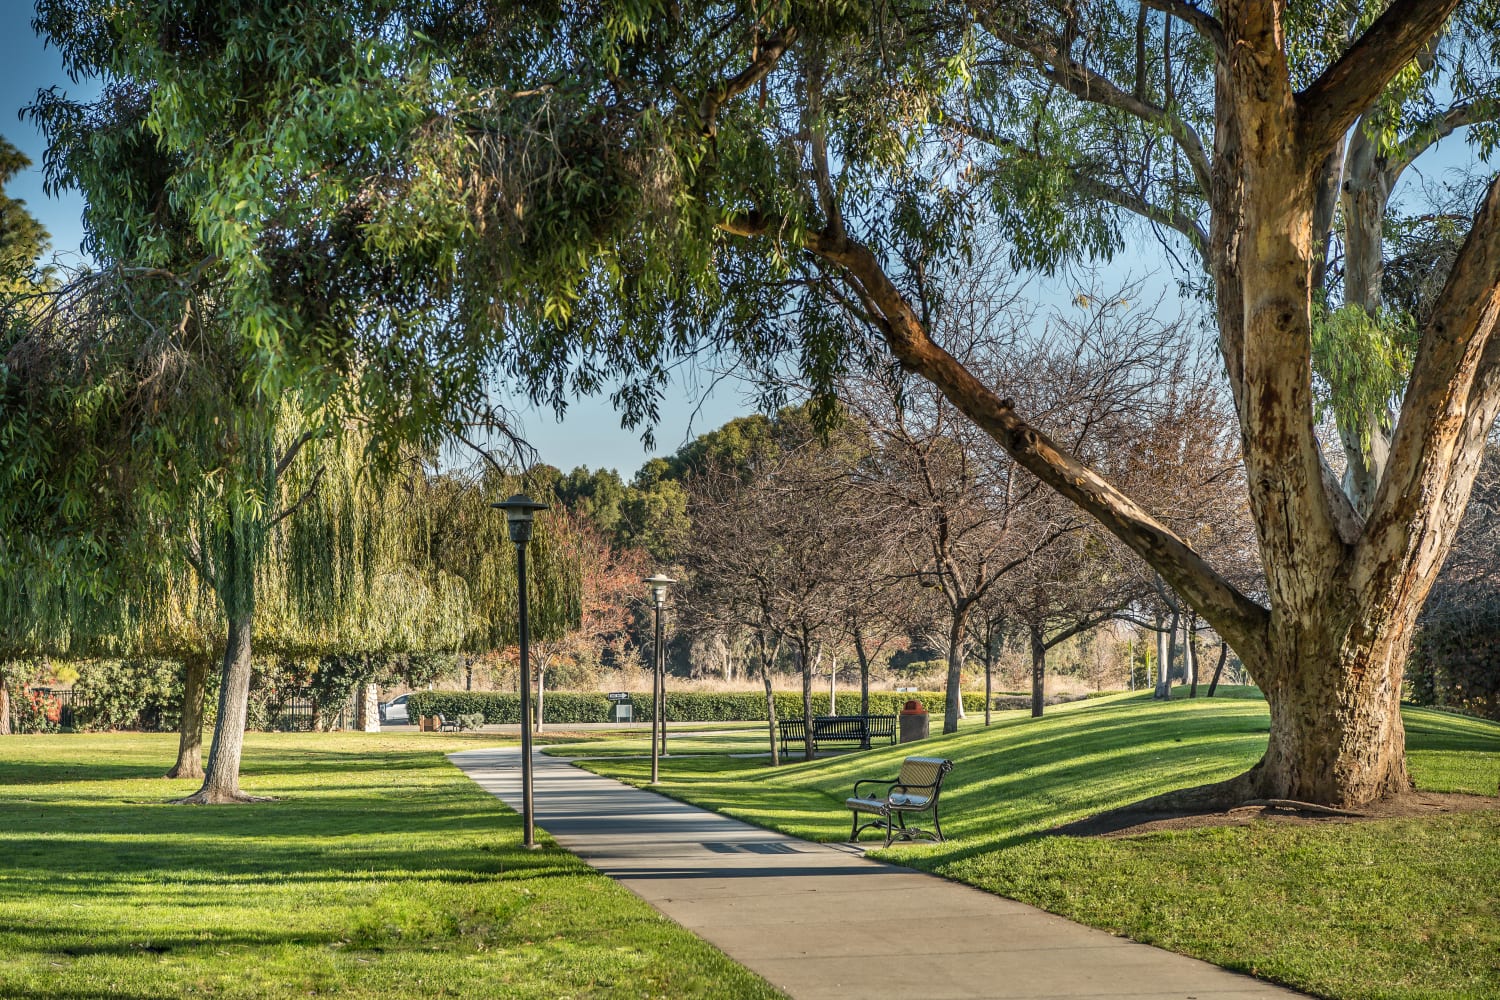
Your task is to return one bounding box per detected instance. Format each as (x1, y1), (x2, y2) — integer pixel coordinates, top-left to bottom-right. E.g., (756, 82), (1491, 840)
(165, 656), (210, 779)
(1028, 623), (1045, 718)
(942, 604), (971, 733)
(0, 685), (10, 735)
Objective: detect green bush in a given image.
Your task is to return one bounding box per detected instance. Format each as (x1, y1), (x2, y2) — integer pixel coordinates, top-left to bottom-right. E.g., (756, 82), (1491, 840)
(72, 660), (189, 732)
(405, 689), (987, 724)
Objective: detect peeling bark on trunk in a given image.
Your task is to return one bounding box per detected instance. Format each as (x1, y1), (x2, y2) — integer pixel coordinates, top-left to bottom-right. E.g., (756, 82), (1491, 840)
(166, 657), (209, 779)
(0, 685), (10, 736)
(174, 616), (266, 804)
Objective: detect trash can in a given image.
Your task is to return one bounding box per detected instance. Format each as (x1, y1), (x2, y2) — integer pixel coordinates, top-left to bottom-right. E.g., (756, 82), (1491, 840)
(899, 700), (930, 743)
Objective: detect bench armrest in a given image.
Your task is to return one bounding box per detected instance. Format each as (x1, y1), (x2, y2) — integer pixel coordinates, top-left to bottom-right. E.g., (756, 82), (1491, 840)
(852, 776), (899, 797)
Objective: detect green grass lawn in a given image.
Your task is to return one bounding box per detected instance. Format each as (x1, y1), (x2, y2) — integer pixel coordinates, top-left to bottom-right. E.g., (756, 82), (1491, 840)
(579, 689), (1500, 1000)
(0, 731), (782, 1000)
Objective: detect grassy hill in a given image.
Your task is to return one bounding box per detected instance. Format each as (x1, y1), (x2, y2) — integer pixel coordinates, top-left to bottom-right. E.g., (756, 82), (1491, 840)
(570, 688), (1500, 1000)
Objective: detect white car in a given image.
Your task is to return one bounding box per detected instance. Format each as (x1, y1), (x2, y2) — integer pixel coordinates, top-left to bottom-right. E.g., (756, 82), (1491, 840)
(380, 693), (412, 724)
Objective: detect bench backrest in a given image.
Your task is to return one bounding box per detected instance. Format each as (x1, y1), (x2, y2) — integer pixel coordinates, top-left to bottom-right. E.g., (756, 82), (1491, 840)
(896, 757), (952, 802)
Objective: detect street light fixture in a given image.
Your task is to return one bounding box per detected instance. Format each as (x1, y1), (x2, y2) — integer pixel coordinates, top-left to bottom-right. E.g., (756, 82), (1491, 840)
(493, 492), (550, 849)
(643, 573), (676, 784)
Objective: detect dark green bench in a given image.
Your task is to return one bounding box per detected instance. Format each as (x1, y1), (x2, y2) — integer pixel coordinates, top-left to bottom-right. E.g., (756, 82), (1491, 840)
(846, 756), (954, 847)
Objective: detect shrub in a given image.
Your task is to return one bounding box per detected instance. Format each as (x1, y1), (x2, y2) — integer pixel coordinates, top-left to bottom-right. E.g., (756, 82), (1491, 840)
(72, 660), (186, 732)
(457, 713), (486, 731)
(405, 689), (989, 724)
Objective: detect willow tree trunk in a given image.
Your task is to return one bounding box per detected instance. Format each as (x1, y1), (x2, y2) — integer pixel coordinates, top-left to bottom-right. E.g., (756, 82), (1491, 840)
(1029, 624), (1046, 718)
(942, 605), (971, 734)
(174, 616), (264, 804)
(166, 656), (209, 779)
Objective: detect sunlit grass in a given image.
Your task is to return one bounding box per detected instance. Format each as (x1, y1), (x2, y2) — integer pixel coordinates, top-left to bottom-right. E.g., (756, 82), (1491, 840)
(0, 732), (782, 1000)
(581, 690), (1500, 1000)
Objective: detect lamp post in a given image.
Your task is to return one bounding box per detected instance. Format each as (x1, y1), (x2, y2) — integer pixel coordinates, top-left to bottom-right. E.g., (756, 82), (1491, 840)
(643, 573), (676, 784)
(493, 493), (549, 849)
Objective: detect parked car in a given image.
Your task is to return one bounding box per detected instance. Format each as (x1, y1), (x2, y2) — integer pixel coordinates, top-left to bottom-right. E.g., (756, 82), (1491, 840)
(380, 693), (412, 724)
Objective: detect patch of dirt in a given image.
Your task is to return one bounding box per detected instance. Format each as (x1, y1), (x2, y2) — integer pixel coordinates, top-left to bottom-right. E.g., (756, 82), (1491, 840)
(1052, 791), (1500, 838)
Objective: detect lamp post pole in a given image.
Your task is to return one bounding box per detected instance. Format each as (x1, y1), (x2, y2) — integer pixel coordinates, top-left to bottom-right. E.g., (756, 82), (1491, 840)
(494, 493), (549, 850)
(643, 574), (675, 784)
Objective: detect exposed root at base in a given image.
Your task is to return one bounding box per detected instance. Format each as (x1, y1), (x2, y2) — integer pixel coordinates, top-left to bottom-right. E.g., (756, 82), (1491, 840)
(168, 789), (276, 805)
(163, 766), (205, 780)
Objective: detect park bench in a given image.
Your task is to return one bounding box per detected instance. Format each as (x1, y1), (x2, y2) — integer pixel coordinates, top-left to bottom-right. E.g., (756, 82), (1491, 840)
(436, 713), (459, 732)
(846, 756), (954, 847)
(777, 714), (898, 755)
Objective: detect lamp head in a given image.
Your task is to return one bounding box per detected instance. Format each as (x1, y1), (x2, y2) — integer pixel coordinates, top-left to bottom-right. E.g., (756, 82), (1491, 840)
(491, 493), (550, 544)
(642, 573), (677, 607)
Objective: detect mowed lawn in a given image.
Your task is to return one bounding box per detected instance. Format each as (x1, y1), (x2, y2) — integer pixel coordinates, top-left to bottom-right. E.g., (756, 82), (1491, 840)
(573, 690), (1500, 1000)
(0, 732), (781, 1000)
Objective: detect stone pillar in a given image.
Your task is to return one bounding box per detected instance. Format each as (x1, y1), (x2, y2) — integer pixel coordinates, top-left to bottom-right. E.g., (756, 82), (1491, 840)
(355, 684), (381, 732)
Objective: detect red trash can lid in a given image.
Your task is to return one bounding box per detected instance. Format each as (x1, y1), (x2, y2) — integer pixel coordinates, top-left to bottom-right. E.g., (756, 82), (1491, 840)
(900, 699), (926, 714)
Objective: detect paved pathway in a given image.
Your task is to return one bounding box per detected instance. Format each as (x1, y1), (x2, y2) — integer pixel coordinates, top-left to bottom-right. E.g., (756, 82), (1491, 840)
(449, 747), (1304, 1000)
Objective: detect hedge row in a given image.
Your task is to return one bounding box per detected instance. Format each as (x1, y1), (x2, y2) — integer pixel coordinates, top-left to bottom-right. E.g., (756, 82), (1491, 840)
(404, 689), (991, 725)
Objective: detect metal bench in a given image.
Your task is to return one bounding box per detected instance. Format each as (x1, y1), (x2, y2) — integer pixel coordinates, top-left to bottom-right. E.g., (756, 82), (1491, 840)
(777, 714), (899, 755)
(846, 756), (954, 847)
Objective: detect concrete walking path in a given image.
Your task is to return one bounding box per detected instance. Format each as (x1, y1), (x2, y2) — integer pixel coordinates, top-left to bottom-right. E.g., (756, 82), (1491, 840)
(449, 746), (1304, 1000)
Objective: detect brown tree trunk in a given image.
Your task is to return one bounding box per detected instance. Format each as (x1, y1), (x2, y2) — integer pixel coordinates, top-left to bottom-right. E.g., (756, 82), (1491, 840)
(1029, 623), (1046, 718)
(983, 624), (995, 726)
(852, 627), (871, 717)
(942, 604), (970, 733)
(166, 656), (209, 779)
(1154, 610), (1171, 700)
(1186, 618), (1199, 698)
(799, 629), (815, 761)
(758, 630), (780, 767)
(0, 684), (10, 736)
(1207, 640), (1229, 698)
(173, 616), (266, 804)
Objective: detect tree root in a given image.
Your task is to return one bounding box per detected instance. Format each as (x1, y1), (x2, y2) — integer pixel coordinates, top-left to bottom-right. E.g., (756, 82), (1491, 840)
(164, 765), (205, 780)
(168, 788), (275, 805)
(1241, 798), (1366, 818)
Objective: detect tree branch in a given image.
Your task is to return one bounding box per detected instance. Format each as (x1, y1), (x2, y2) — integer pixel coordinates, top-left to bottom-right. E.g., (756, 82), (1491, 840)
(1296, 0), (1460, 150)
(716, 213), (1271, 653)
(698, 27), (797, 136)
(1358, 175), (1500, 592)
(269, 465), (325, 529)
(1139, 0), (1225, 53)
(976, 12), (1213, 195)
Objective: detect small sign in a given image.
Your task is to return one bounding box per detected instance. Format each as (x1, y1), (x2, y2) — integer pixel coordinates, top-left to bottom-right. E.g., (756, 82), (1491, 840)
(607, 691), (631, 703)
